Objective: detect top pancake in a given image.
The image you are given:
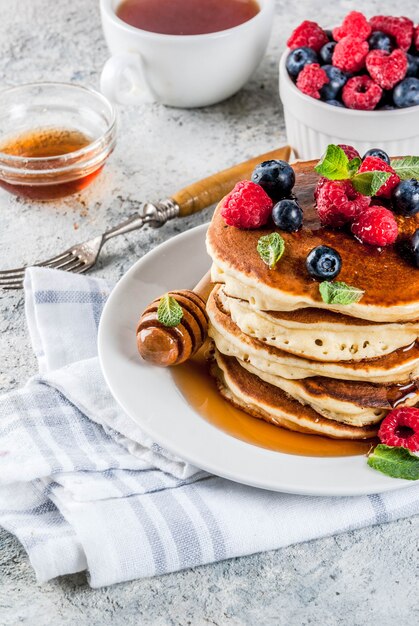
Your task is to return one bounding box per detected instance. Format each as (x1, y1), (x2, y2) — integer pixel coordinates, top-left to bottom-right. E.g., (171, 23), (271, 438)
(207, 160), (419, 322)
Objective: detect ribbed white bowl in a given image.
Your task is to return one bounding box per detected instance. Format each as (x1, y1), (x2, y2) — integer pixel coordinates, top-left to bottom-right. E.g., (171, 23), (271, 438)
(279, 50), (419, 160)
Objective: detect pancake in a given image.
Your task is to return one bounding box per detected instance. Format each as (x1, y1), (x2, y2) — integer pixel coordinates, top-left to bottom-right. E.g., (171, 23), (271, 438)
(206, 157), (419, 440)
(213, 351), (378, 440)
(207, 160), (419, 323)
(239, 359), (419, 426)
(207, 286), (419, 384)
(219, 287), (419, 362)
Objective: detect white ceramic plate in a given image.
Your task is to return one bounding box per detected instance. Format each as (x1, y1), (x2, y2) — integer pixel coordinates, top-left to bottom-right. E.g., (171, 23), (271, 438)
(98, 224), (409, 496)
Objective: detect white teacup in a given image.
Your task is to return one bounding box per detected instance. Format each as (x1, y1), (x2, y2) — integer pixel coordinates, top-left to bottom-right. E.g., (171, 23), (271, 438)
(100, 0), (274, 108)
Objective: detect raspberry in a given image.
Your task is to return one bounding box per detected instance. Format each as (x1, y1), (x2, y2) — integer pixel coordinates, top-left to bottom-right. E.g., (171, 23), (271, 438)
(351, 205), (398, 246)
(366, 49), (408, 90)
(296, 63), (329, 99)
(414, 25), (419, 52)
(338, 144), (361, 160)
(333, 11), (371, 42)
(378, 407), (419, 452)
(369, 15), (414, 51)
(314, 176), (328, 201)
(287, 20), (329, 53)
(221, 180), (273, 229)
(342, 76), (383, 111)
(332, 36), (369, 73)
(315, 179), (370, 227)
(358, 156), (400, 198)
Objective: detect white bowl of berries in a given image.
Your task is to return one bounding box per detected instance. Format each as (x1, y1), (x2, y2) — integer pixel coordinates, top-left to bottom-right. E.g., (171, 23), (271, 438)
(279, 12), (419, 160)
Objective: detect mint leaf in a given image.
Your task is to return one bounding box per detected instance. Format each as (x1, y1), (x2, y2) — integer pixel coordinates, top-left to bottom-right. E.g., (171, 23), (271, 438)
(367, 444), (419, 481)
(319, 281), (364, 305)
(347, 157), (361, 177)
(157, 294), (183, 327)
(351, 171), (391, 196)
(257, 232), (285, 269)
(390, 156), (419, 180)
(314, 144), (350, 180)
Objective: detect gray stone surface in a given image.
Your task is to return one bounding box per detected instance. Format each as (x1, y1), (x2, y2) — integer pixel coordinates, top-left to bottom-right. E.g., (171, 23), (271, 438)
(0, 0), (418, 623)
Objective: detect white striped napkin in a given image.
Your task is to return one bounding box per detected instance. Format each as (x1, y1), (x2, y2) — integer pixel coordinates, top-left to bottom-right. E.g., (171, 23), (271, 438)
(0, 267), (418, 588)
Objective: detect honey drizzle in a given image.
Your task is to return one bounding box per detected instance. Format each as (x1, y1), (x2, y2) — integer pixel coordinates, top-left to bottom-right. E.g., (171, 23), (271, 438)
(387, 381), (419, 408)
(172, 348), (374, 458)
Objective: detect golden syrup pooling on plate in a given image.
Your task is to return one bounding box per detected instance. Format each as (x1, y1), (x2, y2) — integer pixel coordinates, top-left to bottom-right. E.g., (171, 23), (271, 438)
(172, 350), (375, 458)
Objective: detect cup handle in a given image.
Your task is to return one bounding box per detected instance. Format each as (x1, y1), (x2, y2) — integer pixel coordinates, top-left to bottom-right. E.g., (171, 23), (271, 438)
(100, 52), (155, 104)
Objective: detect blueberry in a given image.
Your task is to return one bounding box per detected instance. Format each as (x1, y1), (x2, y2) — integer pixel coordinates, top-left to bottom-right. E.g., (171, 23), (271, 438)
(306, 245), (342, 280)
(368, 31), (393, 53)
(377, 88), (394, 109)
(362, 148), (390, 164)
(286, 47), (318, 79)
(324, 29), (334, 42)
(319, 65), (348, 100)
(272, 199), (303, 232)
(251, 160), (295, 200)
(410, 229), (419, 267)
(406, 53), (419, 78)
(326, 99), (345, 107)
(393, 77), (419, 108)
(392, 179), (419, 216)
(319, 41), (336, 65)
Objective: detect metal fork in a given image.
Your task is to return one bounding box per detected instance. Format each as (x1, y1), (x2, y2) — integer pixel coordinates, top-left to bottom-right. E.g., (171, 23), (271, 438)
(0, 145), (291, 289)
(0, 200), (179, 289)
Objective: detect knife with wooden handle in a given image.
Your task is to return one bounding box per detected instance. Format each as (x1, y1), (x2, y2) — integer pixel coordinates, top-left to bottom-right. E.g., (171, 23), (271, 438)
(172, 145), (291, 217)
(108, 145), (291, 236)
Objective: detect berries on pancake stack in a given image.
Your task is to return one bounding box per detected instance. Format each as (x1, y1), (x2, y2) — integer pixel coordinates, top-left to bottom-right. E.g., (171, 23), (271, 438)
(358, 157), (400, 198)
(363, 148), (390, 164)
(272, 199), (303, 232)
(338, 144), (360, 161)
(315, 179), (370, 227)
(313, 144), (403, 245)
(352, 206), (398, 246)
(251, 160), (295, 200)
(410, 229), (419, 266)
(221, 181), (273, 229)
(393, 179), (419, 216)
(378, 408), (419, 452)
(306, 245), (342, 280)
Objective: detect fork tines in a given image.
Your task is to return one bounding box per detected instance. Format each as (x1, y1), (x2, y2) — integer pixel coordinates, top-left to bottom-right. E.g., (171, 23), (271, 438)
(0, 251), (87, 289)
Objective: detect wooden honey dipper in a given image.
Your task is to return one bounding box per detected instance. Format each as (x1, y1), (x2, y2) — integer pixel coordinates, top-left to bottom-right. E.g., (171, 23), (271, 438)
(137, 273), (212, 367)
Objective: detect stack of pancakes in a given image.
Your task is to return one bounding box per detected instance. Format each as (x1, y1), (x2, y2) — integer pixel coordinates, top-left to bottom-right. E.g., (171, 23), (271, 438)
(205, 160), (419, 440)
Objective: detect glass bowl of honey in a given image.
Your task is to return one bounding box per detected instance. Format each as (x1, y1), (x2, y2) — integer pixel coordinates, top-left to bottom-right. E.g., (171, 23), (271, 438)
(0, 82), (117, 200)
